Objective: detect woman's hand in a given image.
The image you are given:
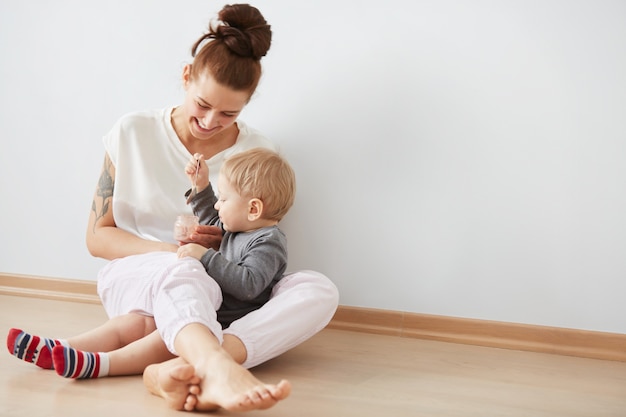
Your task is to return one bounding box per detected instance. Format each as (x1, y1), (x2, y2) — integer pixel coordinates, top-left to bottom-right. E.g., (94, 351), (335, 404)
(183, 224), (223, 251)
(185, 153), (210, 192)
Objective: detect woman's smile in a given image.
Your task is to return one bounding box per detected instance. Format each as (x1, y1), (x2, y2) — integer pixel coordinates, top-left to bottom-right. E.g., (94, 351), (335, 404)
(193, 117), (220, 137)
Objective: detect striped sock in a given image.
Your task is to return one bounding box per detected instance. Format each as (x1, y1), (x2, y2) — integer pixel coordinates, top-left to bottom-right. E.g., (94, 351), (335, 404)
(6, 328), (66, 369)
(52, 345), (110, 379)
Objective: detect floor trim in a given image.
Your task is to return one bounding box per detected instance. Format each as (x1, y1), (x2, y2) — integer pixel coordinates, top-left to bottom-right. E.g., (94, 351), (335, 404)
(2, 273), (624, 362)
(328, 306), (626, 362)
(0, 273), (100, 304)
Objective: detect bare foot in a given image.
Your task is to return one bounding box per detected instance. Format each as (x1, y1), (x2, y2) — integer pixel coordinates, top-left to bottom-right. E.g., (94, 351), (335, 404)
(193, 350), (291, 412)
(143, 359), (201, 411)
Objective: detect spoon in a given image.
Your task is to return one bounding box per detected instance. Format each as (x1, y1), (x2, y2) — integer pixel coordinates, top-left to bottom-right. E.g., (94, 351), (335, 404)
(186, 157), (200, 204)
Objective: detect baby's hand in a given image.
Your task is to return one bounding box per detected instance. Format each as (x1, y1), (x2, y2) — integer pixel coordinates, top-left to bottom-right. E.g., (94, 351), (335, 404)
(185, 153), (210, 192)
(177, 243), (209, 260)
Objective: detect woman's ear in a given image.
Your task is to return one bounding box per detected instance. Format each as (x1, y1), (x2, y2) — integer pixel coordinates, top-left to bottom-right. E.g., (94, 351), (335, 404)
(182, 64), (192, 89)
(248, 198), (263, 221)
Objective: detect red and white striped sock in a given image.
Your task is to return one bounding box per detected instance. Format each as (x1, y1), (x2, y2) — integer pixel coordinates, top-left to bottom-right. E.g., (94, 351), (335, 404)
(6, 328), (67, 369)
(52, 345), (110, 379)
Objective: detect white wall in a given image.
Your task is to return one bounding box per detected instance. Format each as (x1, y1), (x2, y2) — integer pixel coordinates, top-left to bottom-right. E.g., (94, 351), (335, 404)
(1, 0), (625, 334)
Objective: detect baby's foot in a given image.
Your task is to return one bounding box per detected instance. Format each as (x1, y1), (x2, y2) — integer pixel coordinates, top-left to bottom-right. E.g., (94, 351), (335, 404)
(6, 328), (64, 369)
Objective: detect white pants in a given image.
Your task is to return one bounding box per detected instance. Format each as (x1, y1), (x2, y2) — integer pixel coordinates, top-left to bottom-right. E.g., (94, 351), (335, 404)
(97, 251), (339, 368)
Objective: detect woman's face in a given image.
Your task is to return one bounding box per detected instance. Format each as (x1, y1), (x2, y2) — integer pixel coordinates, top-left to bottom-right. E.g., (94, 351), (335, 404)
(182, 68), (250, 141)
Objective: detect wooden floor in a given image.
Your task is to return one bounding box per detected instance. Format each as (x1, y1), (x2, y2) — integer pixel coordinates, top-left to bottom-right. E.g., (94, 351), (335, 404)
(1, 294), (625, 417)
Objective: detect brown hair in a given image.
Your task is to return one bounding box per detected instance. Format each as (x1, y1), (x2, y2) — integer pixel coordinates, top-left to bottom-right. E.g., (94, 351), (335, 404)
(221, 148), (296, 222)
(190, 4), (272, 97)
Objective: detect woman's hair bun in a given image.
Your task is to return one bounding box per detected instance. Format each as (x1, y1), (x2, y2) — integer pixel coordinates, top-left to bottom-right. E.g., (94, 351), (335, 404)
(212, 4), (272, 60)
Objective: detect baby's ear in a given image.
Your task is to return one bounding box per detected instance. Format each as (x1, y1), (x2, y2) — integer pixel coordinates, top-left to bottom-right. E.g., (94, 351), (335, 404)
(248, 198), (263, 221)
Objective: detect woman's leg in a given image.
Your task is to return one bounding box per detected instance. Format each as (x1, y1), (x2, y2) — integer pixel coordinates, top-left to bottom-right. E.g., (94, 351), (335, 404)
(151, 256), (224, 355)
(147, 270), (339, 370)
(143, 357), (201, 411)
(173, 323), (291, 412)
(46, 252), (192, 379)
(54, 253), (228, 381)
(148, 257), (290, 411)
(7, 252), (174, 371)
(142, 270), (336, 410)
(50, 255), (217, 380)
(97, 252), (179, 319)
(223, 270), (339, 368)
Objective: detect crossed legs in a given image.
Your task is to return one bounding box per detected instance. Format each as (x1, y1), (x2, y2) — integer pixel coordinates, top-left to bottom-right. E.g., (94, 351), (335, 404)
(144, 269), (339, 411)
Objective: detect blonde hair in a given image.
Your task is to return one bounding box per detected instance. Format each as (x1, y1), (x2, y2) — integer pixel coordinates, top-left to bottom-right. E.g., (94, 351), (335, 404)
(221, 148), (296, 221)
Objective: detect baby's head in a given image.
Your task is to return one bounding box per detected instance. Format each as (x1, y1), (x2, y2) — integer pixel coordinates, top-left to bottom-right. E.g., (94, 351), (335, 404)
(219, 148), (296, 224)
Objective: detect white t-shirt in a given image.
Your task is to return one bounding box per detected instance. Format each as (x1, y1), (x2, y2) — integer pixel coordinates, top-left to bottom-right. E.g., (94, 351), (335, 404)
(103, 107), (275, 244)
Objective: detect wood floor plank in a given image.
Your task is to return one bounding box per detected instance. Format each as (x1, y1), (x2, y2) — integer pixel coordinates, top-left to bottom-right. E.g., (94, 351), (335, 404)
(1, 294), (625, 417)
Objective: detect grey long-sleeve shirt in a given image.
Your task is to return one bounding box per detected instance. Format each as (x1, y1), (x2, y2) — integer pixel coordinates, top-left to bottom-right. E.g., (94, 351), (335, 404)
(189, 186), (288, 328)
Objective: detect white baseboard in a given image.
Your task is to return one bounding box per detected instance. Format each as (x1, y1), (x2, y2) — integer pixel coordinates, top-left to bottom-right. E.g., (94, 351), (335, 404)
(2, 273), (624, 362)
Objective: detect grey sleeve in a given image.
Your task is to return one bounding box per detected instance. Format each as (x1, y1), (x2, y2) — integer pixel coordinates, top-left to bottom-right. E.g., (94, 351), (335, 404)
(188, 186), (220, 226)
(199, 228), (287, 301)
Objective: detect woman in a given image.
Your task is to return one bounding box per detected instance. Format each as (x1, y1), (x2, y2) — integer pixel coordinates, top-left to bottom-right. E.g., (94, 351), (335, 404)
(87, 3), (338, 411)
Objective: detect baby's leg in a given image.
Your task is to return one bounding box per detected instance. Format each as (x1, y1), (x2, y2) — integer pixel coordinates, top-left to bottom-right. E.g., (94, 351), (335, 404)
(8, 313), (157, 375)
(107, 330), (175, 375)
(52, 330), (174, 379)
(67, 313), (156, 352)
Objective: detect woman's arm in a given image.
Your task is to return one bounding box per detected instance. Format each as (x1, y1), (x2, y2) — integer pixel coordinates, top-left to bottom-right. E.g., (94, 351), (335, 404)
(85, 154), (178, 261)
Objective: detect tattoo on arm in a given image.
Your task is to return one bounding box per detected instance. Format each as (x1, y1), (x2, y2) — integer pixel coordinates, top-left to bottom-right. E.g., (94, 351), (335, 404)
(91, 156), (115, 233)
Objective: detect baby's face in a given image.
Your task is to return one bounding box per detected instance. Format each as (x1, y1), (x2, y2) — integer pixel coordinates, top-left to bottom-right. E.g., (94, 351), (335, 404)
(215, 176), (251, 233)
